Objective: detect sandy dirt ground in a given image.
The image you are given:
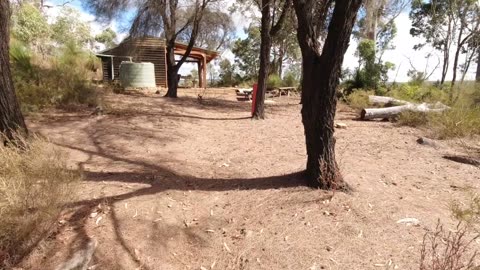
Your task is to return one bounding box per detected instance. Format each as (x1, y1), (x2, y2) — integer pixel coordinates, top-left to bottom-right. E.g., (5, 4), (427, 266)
(18, 88), (480, 270)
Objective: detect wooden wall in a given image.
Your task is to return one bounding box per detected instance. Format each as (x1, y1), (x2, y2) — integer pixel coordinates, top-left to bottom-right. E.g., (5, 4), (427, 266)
(101, 38), (167, 87)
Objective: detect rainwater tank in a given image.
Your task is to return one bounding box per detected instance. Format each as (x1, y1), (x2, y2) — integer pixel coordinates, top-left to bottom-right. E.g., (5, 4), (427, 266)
(119, 62), (156, 88)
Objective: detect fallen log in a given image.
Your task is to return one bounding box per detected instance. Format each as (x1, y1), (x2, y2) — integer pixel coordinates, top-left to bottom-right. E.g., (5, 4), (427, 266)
(361, 104), (411, 120)
(369, 95), (410, 105)
(443, 155), (480, 167)
(361, 101), (449, 120)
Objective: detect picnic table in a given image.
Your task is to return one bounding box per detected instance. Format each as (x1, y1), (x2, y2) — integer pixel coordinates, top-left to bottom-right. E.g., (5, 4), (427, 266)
(236, 88), (253, 100)
(277, 87), (296, 96)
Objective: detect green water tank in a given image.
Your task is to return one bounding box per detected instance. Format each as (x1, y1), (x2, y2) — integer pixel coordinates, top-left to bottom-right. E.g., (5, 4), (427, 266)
(119, 62), (156, 88)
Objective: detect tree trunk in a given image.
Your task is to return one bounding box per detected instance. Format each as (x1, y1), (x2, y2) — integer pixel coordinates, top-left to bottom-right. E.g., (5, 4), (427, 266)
(361, 102), (449, 120)
(164, 43), (178, 98)
(476, 49), (480, 82)
(440, 19), (453, 85)
(461, 48), (475, 83)
(253, 0), (272, 119)
(278, 42), (285, 78)
(294, 0), (362, 189)
(0, 0), (28, 141)
(301, 54), (341, 189)
(450, 26), (465, 93)
(369, 95), (409, 105)
(364, 0), (381, 43)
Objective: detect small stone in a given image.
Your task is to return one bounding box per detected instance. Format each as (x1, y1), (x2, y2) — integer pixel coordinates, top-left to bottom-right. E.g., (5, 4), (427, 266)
(416, 137), (438, 148)
(396, 218), (420, 226)
(335, 123), (348, 129)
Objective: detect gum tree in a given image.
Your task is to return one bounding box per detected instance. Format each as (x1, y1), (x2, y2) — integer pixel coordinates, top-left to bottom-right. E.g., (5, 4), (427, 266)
(0, 0), (28, 141)
(293, 0), (363, 189)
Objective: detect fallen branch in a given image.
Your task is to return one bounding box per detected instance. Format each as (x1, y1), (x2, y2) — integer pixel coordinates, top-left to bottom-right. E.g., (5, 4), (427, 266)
(369, 95), (410, 105)
(443, 155), (480, 167)
(361, 96), (449, 120)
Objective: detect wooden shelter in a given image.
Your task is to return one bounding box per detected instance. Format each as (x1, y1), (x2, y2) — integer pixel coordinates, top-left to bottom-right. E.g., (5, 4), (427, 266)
(97, 37), (219, 88)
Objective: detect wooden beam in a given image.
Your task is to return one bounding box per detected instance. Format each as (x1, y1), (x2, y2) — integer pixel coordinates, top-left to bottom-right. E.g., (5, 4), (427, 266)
(198, 61), (203, 88)
(202, 55), (207, 88)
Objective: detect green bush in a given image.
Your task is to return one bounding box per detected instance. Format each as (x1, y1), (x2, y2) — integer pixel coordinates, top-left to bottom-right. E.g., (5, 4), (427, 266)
(428, 106), (480, 139)
(394, 83), (480, 138)
(267, 74), (282, 89)
(389, 84), (448, 104)
(397, 111), (429, 127)
(346, 90), (373, 111)
(10, 41), (99, 112)
(282, 72), (298, 87)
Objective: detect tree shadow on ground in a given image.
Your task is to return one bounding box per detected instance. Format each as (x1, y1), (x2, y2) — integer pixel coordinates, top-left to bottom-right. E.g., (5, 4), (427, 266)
(51, 141), (310, 270)
(26, 93), (313, 269)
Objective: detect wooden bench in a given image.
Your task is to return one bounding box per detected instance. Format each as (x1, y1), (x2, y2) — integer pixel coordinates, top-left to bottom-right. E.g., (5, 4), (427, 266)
(278, 87), (296, 96)
(236, 88), (253, 100)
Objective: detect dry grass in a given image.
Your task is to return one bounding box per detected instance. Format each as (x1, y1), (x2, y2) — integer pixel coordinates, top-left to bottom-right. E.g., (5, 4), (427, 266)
(346, 90), (373, 111)
(428, 106), (480, 139)
(394, 83), (480, 139)
(396, 107), (480, 139)
(10, 41), (101, 113)
(396, 111), (430, 127)
(0, 135), (80, 268)
(419, 221), (478, 270)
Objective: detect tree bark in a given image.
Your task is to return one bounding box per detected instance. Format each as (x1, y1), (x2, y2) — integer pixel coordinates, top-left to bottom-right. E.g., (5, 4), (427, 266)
(0, 0), (28, 141)
(450, 24), (464, 91)
(476, 49), (480, 82)
(361, 102), (449, 120)
(278, 42), (285, 78)
(369, 95), (409, 105)
(164, 43), (179, 98)
(253, 0), (273, 119)
(450, 27), (473, 92)
(294, 0), (362, 189)
(460, 47), (476, 83)
(161, 0), (208, 98)
(253, 0), (291, 119)
(440, 17), (453, 85)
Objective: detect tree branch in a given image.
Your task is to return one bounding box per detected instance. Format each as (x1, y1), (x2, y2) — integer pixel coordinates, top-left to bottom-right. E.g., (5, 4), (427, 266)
(270, 0), (291, 37)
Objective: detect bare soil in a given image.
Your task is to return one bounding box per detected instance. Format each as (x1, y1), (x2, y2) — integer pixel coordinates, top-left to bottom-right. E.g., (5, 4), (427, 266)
(19, 89), (480, 270)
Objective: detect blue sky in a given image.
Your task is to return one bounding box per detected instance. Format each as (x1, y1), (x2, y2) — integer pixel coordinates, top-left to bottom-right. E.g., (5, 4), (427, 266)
(46, 0), (478, 82)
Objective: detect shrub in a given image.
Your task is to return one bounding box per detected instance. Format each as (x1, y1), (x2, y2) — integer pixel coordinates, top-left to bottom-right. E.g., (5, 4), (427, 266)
(397, 111), (429, 127)
(397, 107), (480, 139)
(267, 74), (282, 90)
(0, 136), (80, 267)
(393, 83), (480, 139)
(419, 221), (477, 270)
(452, 195), (480, 227)
(10, 41), (100, 112)
(346, 90), (373, 111)
(282, 72), (298, 87)
(389, 84), (448, 103)
(428, 106), (480, 139)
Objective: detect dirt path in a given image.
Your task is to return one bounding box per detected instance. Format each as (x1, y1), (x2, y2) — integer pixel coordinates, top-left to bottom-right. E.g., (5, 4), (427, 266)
(21, 90), (479, 270)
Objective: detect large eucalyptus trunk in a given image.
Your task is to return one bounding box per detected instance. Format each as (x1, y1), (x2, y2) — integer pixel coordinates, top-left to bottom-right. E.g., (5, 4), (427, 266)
(0, 0), (28, 141)
(294, 0), (362, 189)
(253, 0), (272, 119)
